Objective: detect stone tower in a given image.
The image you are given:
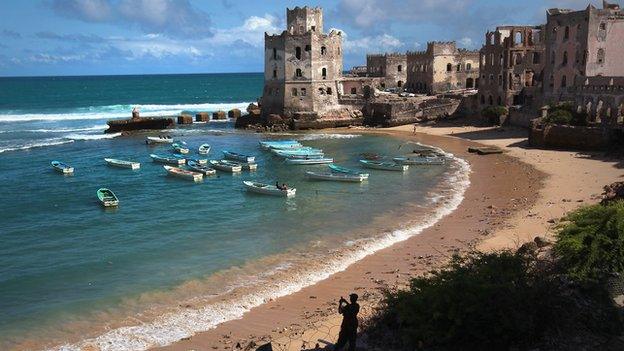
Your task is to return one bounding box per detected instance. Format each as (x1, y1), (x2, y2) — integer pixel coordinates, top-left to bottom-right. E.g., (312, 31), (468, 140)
(261, 7), (343, 119)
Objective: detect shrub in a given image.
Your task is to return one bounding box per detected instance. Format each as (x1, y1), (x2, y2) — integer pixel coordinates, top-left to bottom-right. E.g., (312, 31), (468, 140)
(554, 200), (624, 282)
(544, 103), (588, 126)
(363, 251), (621, 351)
(543, 109), (573, 125)
(481, 105), (508, 124)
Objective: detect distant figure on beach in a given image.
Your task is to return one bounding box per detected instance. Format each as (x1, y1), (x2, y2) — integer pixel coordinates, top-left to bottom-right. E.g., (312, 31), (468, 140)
(413, 123), (417, 134)
(334, 293), (359, 351)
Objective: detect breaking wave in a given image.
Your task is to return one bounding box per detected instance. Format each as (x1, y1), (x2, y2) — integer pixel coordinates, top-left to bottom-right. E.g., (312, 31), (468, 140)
(0, 138), (75, 154)
(48, 147), (471, 351)
(0, 102), (251, 123)
(0, 125), (108, 134)
(298, 133), (361, 140)
(64, 133), (121, 141)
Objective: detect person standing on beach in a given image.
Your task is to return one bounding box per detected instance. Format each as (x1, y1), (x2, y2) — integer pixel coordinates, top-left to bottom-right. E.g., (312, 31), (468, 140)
(334, 293), (359, 351)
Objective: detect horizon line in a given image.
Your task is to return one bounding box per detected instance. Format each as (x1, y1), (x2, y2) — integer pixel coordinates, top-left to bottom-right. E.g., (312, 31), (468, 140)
(0, 71), (266, 79)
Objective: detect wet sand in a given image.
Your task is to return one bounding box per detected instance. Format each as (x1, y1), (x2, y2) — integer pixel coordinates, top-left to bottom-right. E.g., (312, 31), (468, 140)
(154, 123), (567, 351)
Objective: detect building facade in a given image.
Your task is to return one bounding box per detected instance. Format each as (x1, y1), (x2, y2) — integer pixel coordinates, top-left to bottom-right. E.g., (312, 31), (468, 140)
(406, 42), (480, 95)
(543, 2), (624, 100)
(261, 7), (343, 118)
(366, 53), (407, 89)
(478, 26), (545, 107)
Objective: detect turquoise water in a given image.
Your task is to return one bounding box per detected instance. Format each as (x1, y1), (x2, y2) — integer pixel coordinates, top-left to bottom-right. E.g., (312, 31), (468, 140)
(0, 74), (465, 350)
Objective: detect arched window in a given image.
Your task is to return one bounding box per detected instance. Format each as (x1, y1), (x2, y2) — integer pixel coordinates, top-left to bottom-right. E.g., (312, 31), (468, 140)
(327, 88), (332, 95)
(562, 51), (568, 66)
(533, 52), (540, 64)
(272, 70), (277, 78)
(291, 88), (298, 96)
(296, 68), (302, 77)
(397, 81), (403, 87)
(466, 63), (472, 71)
(514, 31), (522, 45)
(321, 46), (327, 55)
(480, 94), (485, 104)
(295, 47), (301, 60)
(497, 96), (502, 105)
(597, 48), (605, 64)
(564, 26), (570, 40)
(301, 88), (307, 96)
(447, 63), (452, 72)
(561, 75), (567, 88)
(321, 67), (327, 78)
(466, 78), (474, 89)
(456, 64), (461, 72)
(488, 95), (493, 105)
(397, 65), (402, 72)
(272, 48), (277, 60)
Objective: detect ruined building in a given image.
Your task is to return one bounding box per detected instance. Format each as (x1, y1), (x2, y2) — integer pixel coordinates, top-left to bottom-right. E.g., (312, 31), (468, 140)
(366, 53), (407, 89)
(478, 26), (545, 107)
(542, 0), (624, 121)
(261, 7), (343, 119)
(406, 42), (480, 95)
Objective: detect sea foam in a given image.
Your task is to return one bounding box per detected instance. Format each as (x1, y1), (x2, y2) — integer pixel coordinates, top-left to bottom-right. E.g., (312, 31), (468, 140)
(49, 148), (471, 351)
(0, 138), (75, 154)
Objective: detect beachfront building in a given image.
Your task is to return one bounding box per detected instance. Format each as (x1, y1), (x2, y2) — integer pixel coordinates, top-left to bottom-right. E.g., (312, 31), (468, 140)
(366, 53), (407, 90)
(406, 42), (480, 95)
(542, 1), (624, 119)
(478, 26), (545, 107)
(261, 6), (343, 119)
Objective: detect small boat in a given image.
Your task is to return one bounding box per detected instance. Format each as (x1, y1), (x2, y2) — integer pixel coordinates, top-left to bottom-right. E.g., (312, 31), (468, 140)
(187, 160), (216, 176)
(393, 155), (445, 165)
(198, 144), (211, 155)
(186, 157), (208, 165)
(278, 152), (325, 159)
(223, 150), (255, 163)
(97, 188), (119, 207)
(285, 158), (334, 165)
(243, 181), (295, 197)
(172, 142), (189, 154)
(328, 164), (366, 176)
(146, 136), (173, 145)
(51, 161), (73, 174)
(150, 154), (185, 165)
(209, 160), (242, 173)
(104, 158), (140, 170)
(273, 148), (324, 157)
(259, 140), (301, 149)
(359, 160), (408, 171)
(163, 165), (203, 182)
(224, 160), (257, 171)
(305, 171), (368, 182)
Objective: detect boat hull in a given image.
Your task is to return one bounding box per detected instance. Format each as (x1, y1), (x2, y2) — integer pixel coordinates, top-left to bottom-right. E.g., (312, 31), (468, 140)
(163, 166), (203, 181)
(146, 136), (173, 145)
(285, 158), (333, 165)
(97, 188), (119, 207)
(305, 171), (367, 182)
(150, 154), (185, 165)
(243, 181), (295, 197)
(359, 160), (408, 171)
(105, 158), (140, 170)
(209, 160), (242, 173)
(51, 161), (73, 174)
(223, 151), (255, 163)
(393, 157), (445, 165)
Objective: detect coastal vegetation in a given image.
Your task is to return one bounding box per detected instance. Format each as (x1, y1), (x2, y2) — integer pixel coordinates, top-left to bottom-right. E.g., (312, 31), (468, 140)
(363, 199), (624, 350)
(481, 105), (508, 124)
(543, 102), (588, 126)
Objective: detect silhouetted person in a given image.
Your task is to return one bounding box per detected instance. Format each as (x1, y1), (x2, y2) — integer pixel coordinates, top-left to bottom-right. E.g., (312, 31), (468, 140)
(334, 293), (359, 351)
(276, 181), (281, 190)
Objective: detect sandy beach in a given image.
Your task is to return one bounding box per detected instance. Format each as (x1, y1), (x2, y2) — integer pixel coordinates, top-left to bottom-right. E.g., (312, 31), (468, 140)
(150, 118), (623, 351)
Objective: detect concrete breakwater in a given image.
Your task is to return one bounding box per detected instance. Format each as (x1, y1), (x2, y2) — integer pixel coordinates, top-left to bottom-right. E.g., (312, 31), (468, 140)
(105, 109), (243, 133)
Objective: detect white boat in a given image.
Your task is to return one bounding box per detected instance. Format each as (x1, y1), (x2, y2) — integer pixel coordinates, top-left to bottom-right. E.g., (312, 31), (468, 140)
(150, 154), (185, 165)
(163, 165), (203, 181)
(51, 161), (73, 174)
(104, 158), (140, 170)
(305, 171), (368, 182)
(393, 155), (445, 165)
(273, 149), (324, 157)
(146, 136), (173, 145)
(225, 160), (257, 171)
(278, 152), (325, 159)
(243, 181), (295, 197)
(359, 160), (408, 171)
(198, 144), (211, 155)
(223, 150), (255, 163)
(209, 160), (242, 173)
(285, 158), (334, 165)
(186, 157), (208, 165)
(187, 160), (216, 175)
(328, 164), (367, 176)
(259, 140), (301, 149)
(172, 142), (189, 154)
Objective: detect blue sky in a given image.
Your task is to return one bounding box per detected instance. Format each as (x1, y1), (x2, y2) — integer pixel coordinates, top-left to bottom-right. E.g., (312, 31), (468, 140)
(0, 0), (604, 76)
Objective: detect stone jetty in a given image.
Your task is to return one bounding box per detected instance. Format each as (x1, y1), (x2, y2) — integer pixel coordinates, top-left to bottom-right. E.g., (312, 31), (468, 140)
(106, 109), (174, 133)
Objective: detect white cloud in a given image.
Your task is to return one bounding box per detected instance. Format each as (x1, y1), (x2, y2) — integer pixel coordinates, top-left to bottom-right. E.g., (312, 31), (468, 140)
(458, 37), (474, 47)
(208, 14), (280, 47)
(343, 33), (404, 53)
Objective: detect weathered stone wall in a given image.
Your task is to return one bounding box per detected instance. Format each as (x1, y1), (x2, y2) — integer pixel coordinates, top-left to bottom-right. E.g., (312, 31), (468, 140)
(366, 53), (407, 89)
(572, 75), (624, 126)
(364, 97), (460, 126)
(529, 120), (611, 150)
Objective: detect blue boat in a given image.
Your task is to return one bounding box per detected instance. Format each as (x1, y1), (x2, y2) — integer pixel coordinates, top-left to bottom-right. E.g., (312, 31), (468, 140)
(51, 161), (74, 174)
(328, 164), (368, 177)
(150, 154), (185, 165)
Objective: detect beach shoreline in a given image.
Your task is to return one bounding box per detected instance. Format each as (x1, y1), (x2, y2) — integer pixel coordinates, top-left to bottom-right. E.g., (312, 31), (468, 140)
(151, 123), (558, 351)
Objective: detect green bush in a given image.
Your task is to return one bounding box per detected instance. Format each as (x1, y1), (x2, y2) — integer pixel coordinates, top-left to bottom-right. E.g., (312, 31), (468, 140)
(481, 106), (508, 124)
(555, 200), (624, 282)
(363, 251), (621, 350)
(543, 109), (573, 125)
(544, 103), (588, 126)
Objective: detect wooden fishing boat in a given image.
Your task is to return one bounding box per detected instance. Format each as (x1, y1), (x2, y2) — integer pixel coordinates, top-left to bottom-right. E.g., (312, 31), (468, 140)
(328, 164), (366, 176)
(259, 140), (301, 149)
(163, 165), (203, 181)
(104, 158), (140, 170)
(172, 142), (189, 154)
(209, 160), (242, 173)
(273, 148), (324, 157)
(198, 144), (211, 155)
(97, 188), (119, 207)
(51, 161), (74, 174)
(150, 154), (185, 165)
(224, 160), (257, 171)
(285, 158), (334, 165)
(393, 155), (445, 165)
(359, 160), (408, 171)
(223, 150), (255, 163)
(278, 152), (325, 159)
(186, 160), (216, 175)
(243, 181), (295, 197)
(146, 136), (173, 145)
(305, 171), (368, 182)
(186, 157), (208, 165)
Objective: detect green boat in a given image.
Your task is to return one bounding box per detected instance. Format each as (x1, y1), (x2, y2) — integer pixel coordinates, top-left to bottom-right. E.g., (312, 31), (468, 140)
(97, 188), (119, 207)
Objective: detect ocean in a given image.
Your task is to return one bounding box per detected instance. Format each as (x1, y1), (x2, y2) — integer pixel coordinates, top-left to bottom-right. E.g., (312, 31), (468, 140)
(0, 73), (470, 350)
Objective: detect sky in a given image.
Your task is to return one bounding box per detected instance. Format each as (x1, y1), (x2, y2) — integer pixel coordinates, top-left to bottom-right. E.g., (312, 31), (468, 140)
(0, 0), (606, 76)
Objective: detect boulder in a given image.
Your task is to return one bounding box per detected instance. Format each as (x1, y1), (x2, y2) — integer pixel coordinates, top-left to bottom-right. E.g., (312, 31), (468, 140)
(177, 114), (193, 124)
(213, 110), (227, 120)
(267, 114), (284, 124)
(601, 182), (624, 205)
(517, 241), (539, 256)
(195, 112), (209, 122)
(228, 108), (242, 119)
(534, 236), (551, 248)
